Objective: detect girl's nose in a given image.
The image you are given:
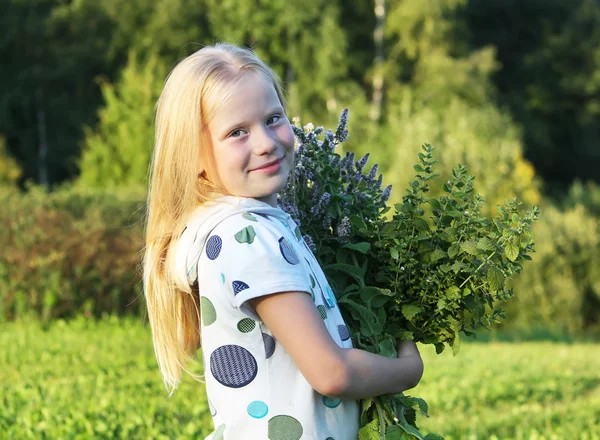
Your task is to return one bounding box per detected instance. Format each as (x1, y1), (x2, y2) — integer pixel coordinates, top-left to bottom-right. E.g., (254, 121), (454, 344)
(253, 126), (278, 155)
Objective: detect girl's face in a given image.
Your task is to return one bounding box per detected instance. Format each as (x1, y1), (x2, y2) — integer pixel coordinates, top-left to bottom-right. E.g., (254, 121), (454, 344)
(206, 74), (295, 207)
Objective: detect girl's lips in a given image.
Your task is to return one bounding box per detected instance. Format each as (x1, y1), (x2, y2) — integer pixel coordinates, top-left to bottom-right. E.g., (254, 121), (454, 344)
(252, 157), (284, 172)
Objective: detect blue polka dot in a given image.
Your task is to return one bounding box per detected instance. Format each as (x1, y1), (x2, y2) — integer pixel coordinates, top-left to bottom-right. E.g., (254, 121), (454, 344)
(206, 235), (223, 260)
(220, 273), (225, 284)
(232, 280), (250, 295)
(278, 237), (300, 265)
(322, 396), (342, 408)
(338, 325), (350, 341)
(247, 400), (269, 418)
(210, 345), (258, 388)
(262, 333), (276, 359)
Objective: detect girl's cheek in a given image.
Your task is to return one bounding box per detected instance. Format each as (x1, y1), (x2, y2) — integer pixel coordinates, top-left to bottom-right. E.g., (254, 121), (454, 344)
(281, 124), (295, 147)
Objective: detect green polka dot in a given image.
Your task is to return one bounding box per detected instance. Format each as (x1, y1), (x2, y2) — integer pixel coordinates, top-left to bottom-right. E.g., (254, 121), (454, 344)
(235, 225), (256, 244)
(212, 424), (225, 440)
(325, 438), (335, 440)
(220, 273), (225, 284)
(237, 318), (256, 333)
(247, 400), (269, 418)
(317, 305), (327, 320)
(310, 288), (315, 302)
(200, 296), (216, 326)
(322, 396), (342, 408)
(268, 415), (303, 440)
(294, 226), (302, 241)
(242, 212), (258, 222)
(310, 274), (316, 288)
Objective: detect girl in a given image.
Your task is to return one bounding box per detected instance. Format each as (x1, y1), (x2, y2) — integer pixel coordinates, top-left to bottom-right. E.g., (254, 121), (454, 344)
(143, 43), (424, 440)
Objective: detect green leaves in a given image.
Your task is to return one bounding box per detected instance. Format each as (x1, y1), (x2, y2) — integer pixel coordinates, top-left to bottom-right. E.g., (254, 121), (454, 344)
(280, 118), (539, 440)
(344, 242), (371, 254)
(504, 242), (519, 261)
(477, 237), (495, 251)
(459, 240), (479, 256)
(401, 304), (423, 321)
(487, 267), (504, 291)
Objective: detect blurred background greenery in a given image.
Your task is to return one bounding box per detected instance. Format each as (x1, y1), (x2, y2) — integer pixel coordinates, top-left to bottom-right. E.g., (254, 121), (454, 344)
(1, 0), (599, 336)
(1, 0), (600, 438)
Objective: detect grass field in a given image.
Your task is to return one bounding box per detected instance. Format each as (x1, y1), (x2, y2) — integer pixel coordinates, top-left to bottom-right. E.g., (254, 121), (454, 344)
(1, 316), (599, 439)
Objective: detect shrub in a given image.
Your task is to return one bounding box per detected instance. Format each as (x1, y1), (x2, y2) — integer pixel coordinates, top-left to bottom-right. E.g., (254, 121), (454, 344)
(0, 184), (146, 322)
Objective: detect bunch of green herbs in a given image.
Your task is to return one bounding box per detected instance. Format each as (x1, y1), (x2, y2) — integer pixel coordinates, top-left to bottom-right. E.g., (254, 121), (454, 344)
(278, 110), (539, 440)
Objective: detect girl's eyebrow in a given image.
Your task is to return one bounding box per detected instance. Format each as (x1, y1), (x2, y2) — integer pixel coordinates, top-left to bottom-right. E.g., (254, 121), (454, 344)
(221, 106), (284, 137)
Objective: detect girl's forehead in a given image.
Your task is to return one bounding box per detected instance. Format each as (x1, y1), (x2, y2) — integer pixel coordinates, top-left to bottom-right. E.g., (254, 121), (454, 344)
(208, 75), (282, 129)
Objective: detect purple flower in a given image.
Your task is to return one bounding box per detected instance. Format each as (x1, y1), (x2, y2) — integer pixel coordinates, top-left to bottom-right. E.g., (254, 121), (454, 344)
(292, 125), (306, 142)
(337, 216), (351, 238)
(311, 192), (331, 218)
(335, 109), (349, 143)
(367, 164), (379, 182)
(382, 185), (393, 203)
(343, 152), (355, 173)
(303, 234), (317, 252)
(356, 153), (370, 173)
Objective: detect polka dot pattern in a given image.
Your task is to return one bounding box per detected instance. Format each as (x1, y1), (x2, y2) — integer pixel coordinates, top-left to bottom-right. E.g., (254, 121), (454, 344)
(268, 415), (303, 440)
(323, 396), (342, 408)
(262, 333), (276, 359)
(220, 273), (225, 285)
(338, 325), (350, 341)
(210, 345), (258, 388)
(206, 235), (222, 260)
(237, 318), (256, 333)
(294, 226), (302, 241)
(317, 305), (327, 320)
(235, 225), (256, 244)
(232, 280), (250, 295)
(242, 212), (258, 222)
(200, 297), (216, 326)
(247, 400), (269, 419)
(278, 237), (300, 265)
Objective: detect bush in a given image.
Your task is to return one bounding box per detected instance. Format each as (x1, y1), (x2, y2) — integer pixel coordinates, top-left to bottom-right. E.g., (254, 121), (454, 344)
(506, 200), (600, 334)
(0, 184), (146, 322)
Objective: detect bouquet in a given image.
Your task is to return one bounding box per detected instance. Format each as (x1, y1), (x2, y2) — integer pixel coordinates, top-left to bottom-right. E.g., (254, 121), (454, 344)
(278, 109), (539, 440)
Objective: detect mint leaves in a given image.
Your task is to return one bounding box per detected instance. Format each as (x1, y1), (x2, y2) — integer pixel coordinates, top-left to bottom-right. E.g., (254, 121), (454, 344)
(279, 110), (539, 439)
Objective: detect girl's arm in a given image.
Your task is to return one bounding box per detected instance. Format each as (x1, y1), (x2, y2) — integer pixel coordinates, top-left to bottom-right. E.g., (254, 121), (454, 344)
(250, 291), (424, 400)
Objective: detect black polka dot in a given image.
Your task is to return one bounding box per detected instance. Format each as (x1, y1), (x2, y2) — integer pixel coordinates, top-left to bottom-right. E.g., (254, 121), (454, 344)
(210, 345), (258, 388)
(206, 235), (223, 260)
(262, 333), (276, 359)
(338, 325), (350, 341)
(232, 280), (250, 295)
(278, 237), (300, 265)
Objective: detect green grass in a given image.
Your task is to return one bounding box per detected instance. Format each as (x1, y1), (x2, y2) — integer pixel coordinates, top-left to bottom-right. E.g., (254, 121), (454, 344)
(1, 317), (599, 439)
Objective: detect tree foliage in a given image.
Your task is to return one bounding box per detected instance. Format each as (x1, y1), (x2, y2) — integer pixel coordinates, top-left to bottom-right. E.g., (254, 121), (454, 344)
(78, 53), (165, 188)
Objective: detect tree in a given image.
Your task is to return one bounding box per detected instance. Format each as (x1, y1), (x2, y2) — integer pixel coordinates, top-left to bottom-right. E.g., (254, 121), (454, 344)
(78, 53), (166, 188)
(356, 0), (540, 210)
(465, 0), (600, 189)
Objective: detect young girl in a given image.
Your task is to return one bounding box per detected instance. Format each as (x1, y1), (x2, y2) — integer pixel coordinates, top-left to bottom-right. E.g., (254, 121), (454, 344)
(143, 43), (424, 440)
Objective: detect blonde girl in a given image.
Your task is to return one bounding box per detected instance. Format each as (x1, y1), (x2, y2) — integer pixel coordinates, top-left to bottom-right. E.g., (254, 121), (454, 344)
(143, 42), (424, 440)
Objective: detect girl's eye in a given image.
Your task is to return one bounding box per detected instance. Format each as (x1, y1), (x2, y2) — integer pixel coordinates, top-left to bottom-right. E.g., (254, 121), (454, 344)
(267, 115), (281, 125)
(230, 129), (246, 138)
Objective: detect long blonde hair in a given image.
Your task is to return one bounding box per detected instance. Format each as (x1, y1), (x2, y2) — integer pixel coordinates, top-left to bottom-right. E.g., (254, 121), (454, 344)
(143, 42), (287, 395)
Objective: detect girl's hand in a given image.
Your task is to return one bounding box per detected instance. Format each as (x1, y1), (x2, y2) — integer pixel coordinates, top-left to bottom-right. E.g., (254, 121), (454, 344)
(395, 339), (420, 359)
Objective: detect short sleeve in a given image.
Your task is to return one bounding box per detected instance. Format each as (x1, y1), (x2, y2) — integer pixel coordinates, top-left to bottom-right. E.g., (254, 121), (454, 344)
(205, 213), (312, 318)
